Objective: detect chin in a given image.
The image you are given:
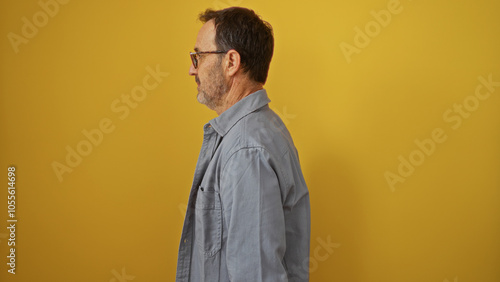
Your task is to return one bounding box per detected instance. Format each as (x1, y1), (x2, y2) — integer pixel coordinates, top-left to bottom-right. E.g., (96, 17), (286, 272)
(197, 92), (206, 104)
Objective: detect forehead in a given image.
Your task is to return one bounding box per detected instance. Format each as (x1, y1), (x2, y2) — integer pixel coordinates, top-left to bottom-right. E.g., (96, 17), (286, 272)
(194, 20), (217, 51)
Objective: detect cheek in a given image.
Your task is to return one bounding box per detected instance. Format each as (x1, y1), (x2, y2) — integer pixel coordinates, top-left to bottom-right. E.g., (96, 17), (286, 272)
(198, 69), (214, 84)
(197, 68), (207, 80)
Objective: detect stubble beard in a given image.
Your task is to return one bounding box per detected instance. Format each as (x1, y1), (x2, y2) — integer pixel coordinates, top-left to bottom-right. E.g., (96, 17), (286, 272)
(197, 60), (229, 110)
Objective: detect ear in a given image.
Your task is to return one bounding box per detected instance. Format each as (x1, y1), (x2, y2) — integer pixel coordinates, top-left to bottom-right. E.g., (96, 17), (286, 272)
(224, 49), (241, 77)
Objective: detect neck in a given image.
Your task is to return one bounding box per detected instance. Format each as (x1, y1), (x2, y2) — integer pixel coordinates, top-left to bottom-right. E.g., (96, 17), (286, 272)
(215, 79), (263, 115)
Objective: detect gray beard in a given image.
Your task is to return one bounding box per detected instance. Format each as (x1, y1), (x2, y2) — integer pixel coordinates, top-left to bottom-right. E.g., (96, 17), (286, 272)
(197, 62), (229, 110)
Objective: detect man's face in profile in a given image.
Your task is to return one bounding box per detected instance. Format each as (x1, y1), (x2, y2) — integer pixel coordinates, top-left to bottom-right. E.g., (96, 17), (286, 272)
(189, 20), (229, 110)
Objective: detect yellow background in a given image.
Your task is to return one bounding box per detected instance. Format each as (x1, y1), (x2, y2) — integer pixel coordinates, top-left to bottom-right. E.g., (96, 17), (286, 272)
(1, 0), (499, 281)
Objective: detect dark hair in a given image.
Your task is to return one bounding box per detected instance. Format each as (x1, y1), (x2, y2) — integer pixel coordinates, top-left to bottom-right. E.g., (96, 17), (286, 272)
(199, 7), (274, 84)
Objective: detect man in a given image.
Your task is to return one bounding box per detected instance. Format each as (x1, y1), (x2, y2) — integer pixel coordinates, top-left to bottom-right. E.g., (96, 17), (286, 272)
(176, 7), (310, 282)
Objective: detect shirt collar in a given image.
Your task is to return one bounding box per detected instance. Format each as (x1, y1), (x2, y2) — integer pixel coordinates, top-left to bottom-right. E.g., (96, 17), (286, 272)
(209, 89), (271, 136)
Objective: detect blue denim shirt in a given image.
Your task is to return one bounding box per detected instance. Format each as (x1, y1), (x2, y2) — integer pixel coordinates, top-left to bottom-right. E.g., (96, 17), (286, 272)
(176, 89), (310, 282)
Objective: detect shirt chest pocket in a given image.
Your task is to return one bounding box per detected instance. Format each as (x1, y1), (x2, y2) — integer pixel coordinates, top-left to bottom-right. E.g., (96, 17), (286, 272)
(194, 186), (222, 258)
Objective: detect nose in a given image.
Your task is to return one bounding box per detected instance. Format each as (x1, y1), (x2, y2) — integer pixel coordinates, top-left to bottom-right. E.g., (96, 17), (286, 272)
(189, 63), (197, 76)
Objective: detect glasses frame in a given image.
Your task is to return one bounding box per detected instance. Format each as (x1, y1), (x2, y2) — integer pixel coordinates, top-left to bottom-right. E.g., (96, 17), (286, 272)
(190, 50), (228, 69)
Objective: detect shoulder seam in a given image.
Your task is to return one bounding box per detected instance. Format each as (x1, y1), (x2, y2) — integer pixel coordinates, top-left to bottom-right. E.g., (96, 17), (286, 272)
(220, 146), (290, 189)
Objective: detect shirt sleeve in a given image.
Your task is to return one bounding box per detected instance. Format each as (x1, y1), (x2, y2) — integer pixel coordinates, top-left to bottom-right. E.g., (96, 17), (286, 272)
(220, 147), (288, 282)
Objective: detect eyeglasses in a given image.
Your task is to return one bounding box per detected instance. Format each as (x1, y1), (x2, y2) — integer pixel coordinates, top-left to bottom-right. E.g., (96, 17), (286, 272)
(190, 50), (228, 69)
